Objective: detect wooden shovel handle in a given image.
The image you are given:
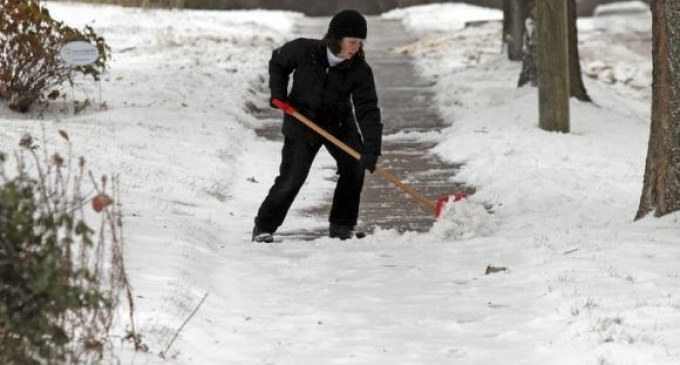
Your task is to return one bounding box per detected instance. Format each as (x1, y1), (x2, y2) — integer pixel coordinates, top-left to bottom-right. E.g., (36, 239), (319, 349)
(272, 98), (437, 215)
(373, 167), (437, 214)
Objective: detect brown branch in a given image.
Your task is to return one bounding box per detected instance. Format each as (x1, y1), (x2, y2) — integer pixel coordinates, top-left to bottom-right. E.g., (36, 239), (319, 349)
(160, 292), (210, 359)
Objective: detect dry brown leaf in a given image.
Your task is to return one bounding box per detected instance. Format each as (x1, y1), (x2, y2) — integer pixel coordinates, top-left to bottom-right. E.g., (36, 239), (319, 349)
(58, 129), (70, 142)
(92, 193), (113, 213)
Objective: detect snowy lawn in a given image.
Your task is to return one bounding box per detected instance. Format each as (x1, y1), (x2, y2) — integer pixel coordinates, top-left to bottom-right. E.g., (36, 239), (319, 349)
(0, 1), (678, 365)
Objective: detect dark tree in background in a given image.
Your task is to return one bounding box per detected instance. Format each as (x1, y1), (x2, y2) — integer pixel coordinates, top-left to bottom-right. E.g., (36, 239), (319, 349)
(567, 0), (591, 102)
(503, 0), (529, 61)
(518, 0), (590, 104)
(517, 0), (537, 87)
(636, 0), (680, 220)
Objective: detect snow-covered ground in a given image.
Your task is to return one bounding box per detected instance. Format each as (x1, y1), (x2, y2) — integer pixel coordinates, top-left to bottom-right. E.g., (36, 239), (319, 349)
(1, 2), (678, 364)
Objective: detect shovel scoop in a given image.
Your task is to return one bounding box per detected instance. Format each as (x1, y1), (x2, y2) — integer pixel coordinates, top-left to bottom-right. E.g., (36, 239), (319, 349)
(271, 98), (465, 219)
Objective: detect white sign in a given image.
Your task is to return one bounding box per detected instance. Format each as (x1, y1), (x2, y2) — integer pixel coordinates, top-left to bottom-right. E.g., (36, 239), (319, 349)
(59, 41), (99, 66)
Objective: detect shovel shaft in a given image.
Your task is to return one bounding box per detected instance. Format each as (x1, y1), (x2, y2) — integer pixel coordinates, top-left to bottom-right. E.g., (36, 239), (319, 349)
(276, 101), (437, 215)
(290, 110), (361, 160)
(373, 167), (437, 214)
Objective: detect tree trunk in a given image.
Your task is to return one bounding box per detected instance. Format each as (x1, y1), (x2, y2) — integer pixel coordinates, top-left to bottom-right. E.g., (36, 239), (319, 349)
(536, 0), (570, 133)
(504, 0), (529, 61)
(567, 0), (591, 102)
(518, 0), (537, 87)
(503, 0), (511, 46)
(635, 0), (680, 220)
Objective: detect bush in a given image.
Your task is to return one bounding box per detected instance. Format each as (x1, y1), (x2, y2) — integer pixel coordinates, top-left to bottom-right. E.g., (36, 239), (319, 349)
(0, 132), (140, 364)
(0, 0), (110, 112)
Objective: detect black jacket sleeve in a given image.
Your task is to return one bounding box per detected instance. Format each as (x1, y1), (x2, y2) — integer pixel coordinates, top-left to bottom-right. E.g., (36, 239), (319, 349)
(352, 64), (382, 156)
(268, 38), (302, 102)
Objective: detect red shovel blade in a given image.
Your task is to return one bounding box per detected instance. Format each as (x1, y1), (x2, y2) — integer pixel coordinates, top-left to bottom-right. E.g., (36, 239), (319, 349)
(435, 191), (467, 218)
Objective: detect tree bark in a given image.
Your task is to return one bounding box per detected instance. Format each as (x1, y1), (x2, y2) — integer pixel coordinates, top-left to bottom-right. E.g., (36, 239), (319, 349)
(636, 0), (680, 219)
(536, 0), (570, 132)
(567, 0), (591, 102)
(518, 0), (537, 87)
(503, 0), (511, 46)
(504, 0), (529, 61)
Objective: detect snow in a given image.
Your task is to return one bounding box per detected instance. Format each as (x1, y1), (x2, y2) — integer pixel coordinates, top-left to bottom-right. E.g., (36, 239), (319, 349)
(1, 2), (678, 365)
(591, 1), (652, 33)
(381, 3), (502, 35)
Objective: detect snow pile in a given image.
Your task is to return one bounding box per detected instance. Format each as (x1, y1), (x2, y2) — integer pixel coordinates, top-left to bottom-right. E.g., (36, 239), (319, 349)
(592, 0), (651, 33)
(381, 3), (502, 35)
(429, 197), (497, 240)
(578, 11), (652, 97)
(583, 60), (651, 90)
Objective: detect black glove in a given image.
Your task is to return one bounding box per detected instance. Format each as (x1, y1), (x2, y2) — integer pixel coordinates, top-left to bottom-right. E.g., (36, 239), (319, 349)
(359, 153), (379, 173)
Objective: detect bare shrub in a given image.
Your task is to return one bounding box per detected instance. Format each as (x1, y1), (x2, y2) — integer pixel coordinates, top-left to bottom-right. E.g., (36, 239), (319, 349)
(0, 131), (143, 364)
(0, 0), (109, 112)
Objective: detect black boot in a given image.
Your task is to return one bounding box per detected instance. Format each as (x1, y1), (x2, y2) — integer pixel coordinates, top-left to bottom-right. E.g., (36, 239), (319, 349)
(329, 223), (366, 240)
(252, 224), (274, 243)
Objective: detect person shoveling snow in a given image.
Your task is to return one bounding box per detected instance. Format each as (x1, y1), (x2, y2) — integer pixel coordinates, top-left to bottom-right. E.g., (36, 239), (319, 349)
(252, 9), (382, 243)
(252, 9), (468, 243)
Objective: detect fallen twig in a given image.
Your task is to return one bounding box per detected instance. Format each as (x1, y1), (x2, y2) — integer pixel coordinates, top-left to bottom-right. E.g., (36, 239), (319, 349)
(160, 292), (209, 359)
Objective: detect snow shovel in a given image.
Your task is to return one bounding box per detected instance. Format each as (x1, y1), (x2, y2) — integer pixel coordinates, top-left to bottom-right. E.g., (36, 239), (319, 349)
(271, 98), (465, 218)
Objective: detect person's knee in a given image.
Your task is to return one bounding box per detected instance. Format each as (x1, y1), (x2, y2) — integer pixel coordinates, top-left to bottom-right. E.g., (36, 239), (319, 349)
(274, 174), (307, 196)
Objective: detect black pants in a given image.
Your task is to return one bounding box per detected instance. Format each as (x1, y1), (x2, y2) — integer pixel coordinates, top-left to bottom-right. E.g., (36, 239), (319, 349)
(255, 131), (365, 233)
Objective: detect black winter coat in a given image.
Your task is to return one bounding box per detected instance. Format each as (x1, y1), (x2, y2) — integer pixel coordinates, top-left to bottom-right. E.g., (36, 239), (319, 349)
(269, 38), (382, 156)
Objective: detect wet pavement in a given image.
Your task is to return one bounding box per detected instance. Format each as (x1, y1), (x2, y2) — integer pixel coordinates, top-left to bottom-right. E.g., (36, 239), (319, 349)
(255, 16), (469, 238)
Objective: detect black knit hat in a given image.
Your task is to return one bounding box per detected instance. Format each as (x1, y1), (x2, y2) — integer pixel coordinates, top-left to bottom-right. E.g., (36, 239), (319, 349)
(328, 9), (367, 39)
